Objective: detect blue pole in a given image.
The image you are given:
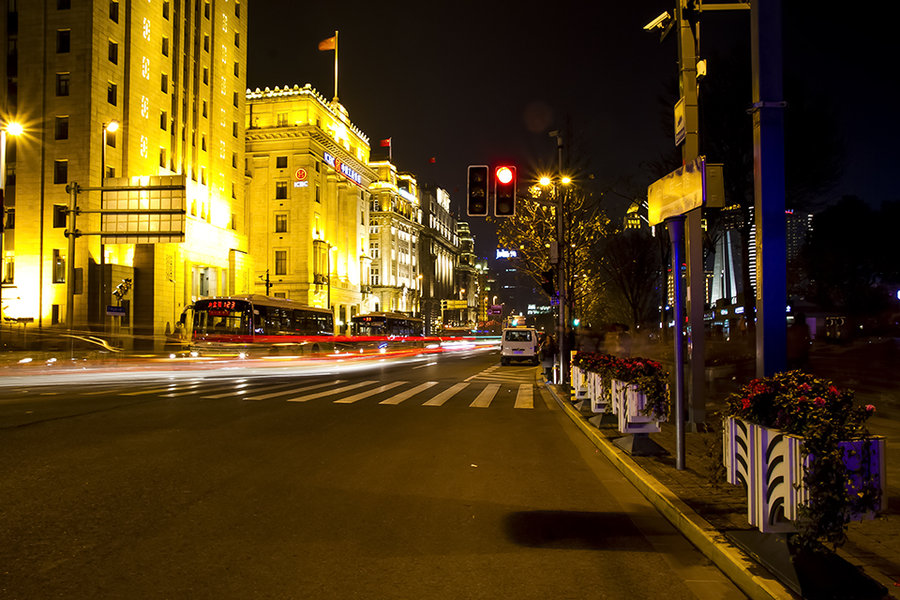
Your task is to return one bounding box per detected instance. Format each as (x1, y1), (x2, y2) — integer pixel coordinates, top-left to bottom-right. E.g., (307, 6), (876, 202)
(667, 216), (686, 470)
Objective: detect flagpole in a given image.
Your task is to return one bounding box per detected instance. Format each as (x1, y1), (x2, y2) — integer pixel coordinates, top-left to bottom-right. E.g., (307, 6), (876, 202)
(333, 30), (339, 102)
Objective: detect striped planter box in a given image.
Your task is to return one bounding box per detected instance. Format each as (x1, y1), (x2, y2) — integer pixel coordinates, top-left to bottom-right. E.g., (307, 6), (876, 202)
(723, 417), (886, 533)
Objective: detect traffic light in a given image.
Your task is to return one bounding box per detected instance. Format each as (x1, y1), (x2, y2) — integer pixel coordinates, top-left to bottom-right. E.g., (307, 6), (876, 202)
(494, 165), (516, 217)
(466, 165), (489, 216)
(540, 269), (555, 296)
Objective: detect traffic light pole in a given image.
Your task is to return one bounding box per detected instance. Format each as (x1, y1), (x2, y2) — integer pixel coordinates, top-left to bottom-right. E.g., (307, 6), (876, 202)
(552, 132), (568, 384)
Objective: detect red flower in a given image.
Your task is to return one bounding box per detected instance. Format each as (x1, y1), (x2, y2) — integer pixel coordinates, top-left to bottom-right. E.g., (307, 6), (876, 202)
(814, 396), (826, 406)
(866, 404), (876, 413)
(741, 397), (751, 410)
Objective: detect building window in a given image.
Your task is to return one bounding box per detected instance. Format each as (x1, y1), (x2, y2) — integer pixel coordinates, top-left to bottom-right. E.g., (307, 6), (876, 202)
(55, 116), (69, 140)
(232, 152), (237, 168)
(52, 250), (65, 283)
(201, 135), (206, 151)
(162, 36), (169, 56)
(203, 68), (208, 85)
(109, 1), (119, 23)
(371, 268), (380, 287)
(57, 0), (70, 10)
(275, 181), (287, 199)
(159, 147), (166, 168)
(56, 30), (70, 53)
(235, 2), (241, 17)
(233, 91), (239, 107)
(204, 1), (210, 19)
(53, 205), (67, 228)
(53, 160), (67, 184)
(52, 305), (61, 325)
(234, 31), (240, 47)
(161, 73), (168, 93)
(315, 185), (320, 203)
(275, 213), (288, 233)
(2, 254), (13, 283)
(274, 250), (287, 275)
(107, 82), (117, 105)
(370, 241), (380, 259)
(276, 112), (288, 127)
(201, 100), (207, 117)
(55, 73), (70, 96)
(162, 0), (170, 19)
(276, 156), (287, 169)
(200, 167), (206, 185)
(106, 129), (116, 148)
(233, 62), (239, 77)
(203, 35), (209, 52)
(232, 121), (238, 137)
(160, 110), (167, 130)
(108, 40), (118, 64)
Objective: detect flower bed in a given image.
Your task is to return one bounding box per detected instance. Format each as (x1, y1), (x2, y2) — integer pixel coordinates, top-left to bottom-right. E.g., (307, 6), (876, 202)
(572, 352), (670, 423)
(723, 370), (884, 548)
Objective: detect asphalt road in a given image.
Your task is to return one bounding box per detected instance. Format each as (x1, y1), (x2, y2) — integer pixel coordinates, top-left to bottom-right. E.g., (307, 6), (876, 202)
(0, 348), (744, 599)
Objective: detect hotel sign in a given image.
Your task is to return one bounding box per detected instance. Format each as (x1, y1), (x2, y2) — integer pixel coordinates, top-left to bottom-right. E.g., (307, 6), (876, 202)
(323, 152), (363, 187)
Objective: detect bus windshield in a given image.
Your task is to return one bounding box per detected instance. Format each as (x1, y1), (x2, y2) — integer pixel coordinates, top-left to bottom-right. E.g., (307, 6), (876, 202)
(193, 299), (252, 336)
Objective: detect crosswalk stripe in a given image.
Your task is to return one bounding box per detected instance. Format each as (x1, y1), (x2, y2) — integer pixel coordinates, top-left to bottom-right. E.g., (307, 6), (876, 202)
(286, 380), (376, 403)
(379, 381), (438, 405)
(514, 384), (534, 409)
(163, 382), (244, 397)
(469, 383), (500, 408)
(245, 380), (346, 401)
(421, 382), (468, 406)
(334, 381), (406, 404)
(122, 381), (204, 396)
(202, 382), (295, 399)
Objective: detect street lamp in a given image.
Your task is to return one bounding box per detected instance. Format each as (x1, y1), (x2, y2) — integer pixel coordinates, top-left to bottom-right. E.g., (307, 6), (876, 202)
(539, 165), (572, 383)
(1, 121), (23, 341)
(99, 120), (118, 332)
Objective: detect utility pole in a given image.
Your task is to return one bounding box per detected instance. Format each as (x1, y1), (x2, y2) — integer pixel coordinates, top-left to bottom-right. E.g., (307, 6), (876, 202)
(675, 0), (706, 427)
(550, 131), (568, 384)
(751, 0), (786, 376)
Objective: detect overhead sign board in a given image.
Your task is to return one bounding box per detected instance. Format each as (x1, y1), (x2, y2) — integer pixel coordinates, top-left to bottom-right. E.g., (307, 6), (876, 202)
(101, 174), (187, 244)
(647, 156), (724, 226)
(674, 97), (686, 147)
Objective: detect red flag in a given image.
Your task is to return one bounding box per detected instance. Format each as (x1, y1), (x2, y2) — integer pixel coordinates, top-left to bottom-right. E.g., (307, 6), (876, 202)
(380, 138), (391, 147)
(318, 36), (336, 51)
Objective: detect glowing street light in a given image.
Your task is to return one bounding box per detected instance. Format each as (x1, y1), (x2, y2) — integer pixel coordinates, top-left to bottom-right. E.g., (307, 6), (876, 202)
(1, 121), (23, 331)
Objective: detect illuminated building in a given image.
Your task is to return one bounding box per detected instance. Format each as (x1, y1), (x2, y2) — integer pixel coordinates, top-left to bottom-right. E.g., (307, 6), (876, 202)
(455, 221), (476, 326)
(245, 84), (375, 334)
(367, 160), (423, 316)
(1, 0), (249, 348)
(418, 184), (458, 334)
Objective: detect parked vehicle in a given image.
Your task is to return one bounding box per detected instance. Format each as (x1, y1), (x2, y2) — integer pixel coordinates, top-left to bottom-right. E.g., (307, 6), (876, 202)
(500, 326), (539, 365)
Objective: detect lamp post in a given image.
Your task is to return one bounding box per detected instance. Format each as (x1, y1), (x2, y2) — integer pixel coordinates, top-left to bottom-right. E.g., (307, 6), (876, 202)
(1, 121), (23, 345)
(539, 162), (571, 384)
(99, 121), (118, 332)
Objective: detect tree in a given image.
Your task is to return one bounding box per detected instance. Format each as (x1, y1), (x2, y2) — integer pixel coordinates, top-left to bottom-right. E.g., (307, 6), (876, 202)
(596, 227), (665, 331)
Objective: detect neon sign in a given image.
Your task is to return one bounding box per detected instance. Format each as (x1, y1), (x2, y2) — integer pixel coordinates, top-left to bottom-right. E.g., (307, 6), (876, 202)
(496, 249), (518, 259)
(323, 152), (363, 187)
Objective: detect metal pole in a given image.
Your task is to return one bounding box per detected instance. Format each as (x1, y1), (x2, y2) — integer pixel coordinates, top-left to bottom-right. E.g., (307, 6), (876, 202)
(667, 215), (687, 470)
(751, 0), (786, 376)
(65, 183), (78, 331)
(553, 132), (568, 384)
(100, 126), (107, 334)
(0, 129), (6, 347)
(676, 0), (706, 427)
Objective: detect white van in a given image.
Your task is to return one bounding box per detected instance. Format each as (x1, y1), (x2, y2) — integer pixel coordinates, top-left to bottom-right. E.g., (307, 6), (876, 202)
(500, 327), (539, 365)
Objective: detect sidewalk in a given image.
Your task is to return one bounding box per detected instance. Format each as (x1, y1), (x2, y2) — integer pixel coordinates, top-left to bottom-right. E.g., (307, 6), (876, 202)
(545, 378), (900, 600)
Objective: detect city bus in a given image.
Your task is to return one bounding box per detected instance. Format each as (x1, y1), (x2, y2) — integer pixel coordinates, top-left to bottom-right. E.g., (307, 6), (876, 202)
(185, 295), (334, 356)
(350, 312), (425, 351)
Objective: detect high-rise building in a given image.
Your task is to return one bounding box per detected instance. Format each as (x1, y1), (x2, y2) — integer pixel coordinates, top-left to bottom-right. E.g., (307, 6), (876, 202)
(418, 184), (458, 334)
(1, 0), (249, 348)
(367, 160), (423, 315)
(245, 84), (375, 334)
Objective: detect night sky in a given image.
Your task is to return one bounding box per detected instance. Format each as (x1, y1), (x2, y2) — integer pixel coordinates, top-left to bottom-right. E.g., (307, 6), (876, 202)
(247, 2), (900, 256)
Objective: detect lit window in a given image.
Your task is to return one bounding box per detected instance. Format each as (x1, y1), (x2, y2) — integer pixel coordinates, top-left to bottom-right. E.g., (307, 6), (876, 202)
(274, 250), (287, 275)
(275, 214), (288, 233)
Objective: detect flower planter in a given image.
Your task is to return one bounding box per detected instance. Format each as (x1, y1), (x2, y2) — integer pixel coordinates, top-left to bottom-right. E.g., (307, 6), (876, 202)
(617, 383), (662, 434)
(724, 416), (886, 533)
(570, 365), (590, 403)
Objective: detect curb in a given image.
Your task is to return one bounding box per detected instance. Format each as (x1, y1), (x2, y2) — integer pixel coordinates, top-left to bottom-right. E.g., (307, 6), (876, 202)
(543, 381), (796, 600)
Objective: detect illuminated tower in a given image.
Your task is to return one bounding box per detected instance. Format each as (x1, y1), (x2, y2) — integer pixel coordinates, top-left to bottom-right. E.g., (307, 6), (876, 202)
(366, 161), (423, 316)
(245, 84), (375, 334)
(1, 0), (249, 348)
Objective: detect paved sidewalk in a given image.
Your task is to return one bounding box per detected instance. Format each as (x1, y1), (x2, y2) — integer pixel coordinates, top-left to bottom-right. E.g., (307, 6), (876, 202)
(545, 380), (900, 600)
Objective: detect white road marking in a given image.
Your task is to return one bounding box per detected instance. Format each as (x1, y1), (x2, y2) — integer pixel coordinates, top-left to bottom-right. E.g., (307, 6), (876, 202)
(469, 383), (500, 408)
(514, 384), (534, 409)
(379, 381), (438, 405)
(421, 383), (469, 406)
(286, 380), (376, 403)
(202, 382), (294, 399)
(244, 380), (346, 401)
(334, 381), (406, 404)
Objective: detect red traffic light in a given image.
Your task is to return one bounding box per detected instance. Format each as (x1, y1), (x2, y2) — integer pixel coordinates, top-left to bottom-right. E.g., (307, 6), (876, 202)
(494, 165), (516, 217)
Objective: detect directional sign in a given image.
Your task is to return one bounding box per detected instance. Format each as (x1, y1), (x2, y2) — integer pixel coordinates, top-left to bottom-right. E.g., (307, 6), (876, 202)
(647, 156), (724, 226)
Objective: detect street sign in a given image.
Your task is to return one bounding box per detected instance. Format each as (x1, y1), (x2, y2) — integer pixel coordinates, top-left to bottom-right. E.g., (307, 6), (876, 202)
(674, 97), (686, 146)
(106, 305), (127, 316)
(488, 304), (502, 315)
(101, 174), (187, 244)
(647, 156), (724, 226)
(443, 300), (467, 309)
